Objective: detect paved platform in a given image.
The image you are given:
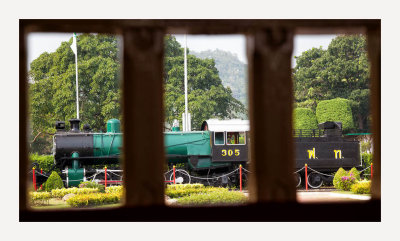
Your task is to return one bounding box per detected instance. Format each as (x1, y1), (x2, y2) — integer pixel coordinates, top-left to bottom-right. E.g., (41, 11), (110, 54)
(296, 191), (371, 203)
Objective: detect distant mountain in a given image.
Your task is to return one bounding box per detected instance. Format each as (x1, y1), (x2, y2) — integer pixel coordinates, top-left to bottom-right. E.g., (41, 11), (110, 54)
(191, 49), (248, 107)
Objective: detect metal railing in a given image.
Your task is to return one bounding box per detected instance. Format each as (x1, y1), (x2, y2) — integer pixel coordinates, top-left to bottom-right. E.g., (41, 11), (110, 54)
(293, 129), (324, 138)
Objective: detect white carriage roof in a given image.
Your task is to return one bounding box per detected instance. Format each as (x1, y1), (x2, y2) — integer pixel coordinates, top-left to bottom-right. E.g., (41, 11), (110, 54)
(201, 119), (250, 132)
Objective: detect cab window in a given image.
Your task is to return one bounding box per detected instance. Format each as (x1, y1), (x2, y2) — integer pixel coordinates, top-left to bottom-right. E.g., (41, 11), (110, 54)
(226, 132), (246, 145)
(214, 132), (225, 145)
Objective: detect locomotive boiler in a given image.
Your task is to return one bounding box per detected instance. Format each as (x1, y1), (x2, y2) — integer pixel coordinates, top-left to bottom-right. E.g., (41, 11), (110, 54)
(53, 118), (122, 186)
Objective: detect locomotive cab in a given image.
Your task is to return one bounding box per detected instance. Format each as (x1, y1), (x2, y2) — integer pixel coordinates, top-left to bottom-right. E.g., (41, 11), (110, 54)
(201, 119), (249, 163)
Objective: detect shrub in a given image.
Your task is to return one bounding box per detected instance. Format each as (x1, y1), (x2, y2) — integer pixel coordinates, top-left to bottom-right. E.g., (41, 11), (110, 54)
(349, 167), (361, 181)
(51, 187), (99, 199)
(333, 167), (347, 189)
(44, 171), (64, 191)
(165, 184), (227, 199)
(79, 181), (105, 193)
(338, 174), (357, 191)
(362, 152), (373, 177)
(333, 167), (360, 191)
(66, 193), (121, 207)
(105, 185), (123, 195)
(29, 153), (56, 174)
(351, 180), (371, 194)
(30, 191), (52, 206)
(293, 108), (318, 130)
(166, 186), (224, 199)
(361, 141), (372, 153)
(176, 190), (248, 206)
(316, 98), (355, 132)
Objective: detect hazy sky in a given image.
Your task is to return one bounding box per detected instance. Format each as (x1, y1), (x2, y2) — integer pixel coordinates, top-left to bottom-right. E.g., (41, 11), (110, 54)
(28, 33), (336, 67)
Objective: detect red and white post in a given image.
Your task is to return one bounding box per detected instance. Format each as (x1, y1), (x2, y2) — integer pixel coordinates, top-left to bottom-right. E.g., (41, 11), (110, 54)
(371, 163), (373, 180)
(32, 167), (36, 191)
(40, 168), (43, 190)
(104, 166), (107, 190)
(173, 165), (176, 184)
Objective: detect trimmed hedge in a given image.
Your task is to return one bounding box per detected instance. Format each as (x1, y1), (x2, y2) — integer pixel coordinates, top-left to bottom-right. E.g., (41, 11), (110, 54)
(51, 187), (99, 199)
(79, 181), (105, 193)
(176, 190), (248, 206)
(349, 167), (361, 181)
(166, 187), (223, 199)
(44, 171), (64, 191)
(66, 193), (121, 207)
(29, 153), (55, 174)
(333, 167), (347, 189)
(30, 191), (52, 205)
(165, 184), (231, 199)
(333, 167), (360, 191)
(338, 175), (356, 191)
(293, 108), (318, 130)
(351, 180), (371, 194)
(105, 185), (123, 195)
(316, 98), (355, 132)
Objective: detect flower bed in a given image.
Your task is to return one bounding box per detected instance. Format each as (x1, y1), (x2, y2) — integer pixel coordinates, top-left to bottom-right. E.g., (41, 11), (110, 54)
(30, 191), (52, 206)
(66, 193), (122, 207)
(176, 190), (248, 206)
(351, 180), (371, 194)
(51, 187), (99, 199)
(166, 184), (229, 199)
(165, 183), (248, 205)
(105, 185), (123, 194)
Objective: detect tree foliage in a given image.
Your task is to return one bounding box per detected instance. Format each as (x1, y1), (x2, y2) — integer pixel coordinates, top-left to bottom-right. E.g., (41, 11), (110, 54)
(29, 34), (121, 153)
(29, 34), (246, 154)
(316, 98), (355, 132)
(164, 35), (246, 129)
(293, 35), (370, 131)
(293, 108), (318, 130)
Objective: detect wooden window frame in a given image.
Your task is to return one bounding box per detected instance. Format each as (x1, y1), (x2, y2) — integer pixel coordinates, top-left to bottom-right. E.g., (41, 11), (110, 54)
(20, 19), (380, 221)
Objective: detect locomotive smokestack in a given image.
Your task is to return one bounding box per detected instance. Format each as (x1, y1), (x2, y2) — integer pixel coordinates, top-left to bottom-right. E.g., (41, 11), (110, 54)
(69, 119), (81, 132)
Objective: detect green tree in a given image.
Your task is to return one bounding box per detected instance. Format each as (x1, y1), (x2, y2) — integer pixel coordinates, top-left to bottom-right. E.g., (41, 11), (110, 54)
(316, 98), (355, 132)
(29, 34), (246, 153)
(293, 35), (370, 131)
(293, 108), (318, 130)
(164, 35), (246, 129)
(29, 34), (121, 154)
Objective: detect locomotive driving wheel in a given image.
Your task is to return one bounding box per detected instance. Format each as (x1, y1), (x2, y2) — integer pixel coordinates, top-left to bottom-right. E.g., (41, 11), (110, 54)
(307, 172), (323, 189)
(294, 172), (301, 188)
(169, 169), (191, 184)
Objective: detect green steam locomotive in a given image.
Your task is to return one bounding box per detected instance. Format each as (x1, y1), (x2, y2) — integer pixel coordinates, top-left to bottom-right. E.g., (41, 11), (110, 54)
(47, 117), (360, 188)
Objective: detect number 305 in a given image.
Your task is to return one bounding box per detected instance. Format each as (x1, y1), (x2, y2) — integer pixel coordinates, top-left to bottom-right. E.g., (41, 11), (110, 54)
(222, 149), (240, 156)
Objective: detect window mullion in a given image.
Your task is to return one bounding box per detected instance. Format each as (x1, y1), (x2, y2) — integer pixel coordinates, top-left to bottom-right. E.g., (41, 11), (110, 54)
(248, 28), (297, 202)
(122, 27), (165, 207)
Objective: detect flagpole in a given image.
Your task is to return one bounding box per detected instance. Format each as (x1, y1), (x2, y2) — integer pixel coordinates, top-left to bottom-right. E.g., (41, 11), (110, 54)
(72, 33), (79, 119)
(75, 48), (79, 119)
(184, 34), (188, 131)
